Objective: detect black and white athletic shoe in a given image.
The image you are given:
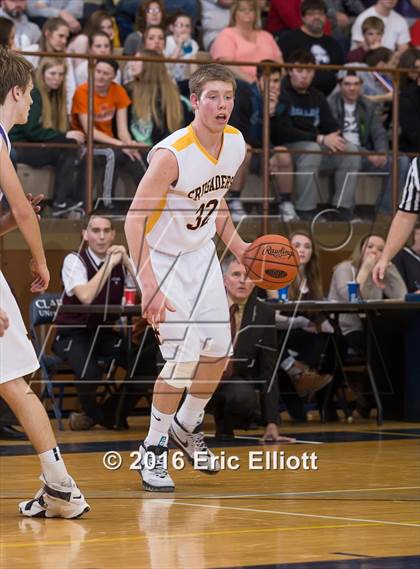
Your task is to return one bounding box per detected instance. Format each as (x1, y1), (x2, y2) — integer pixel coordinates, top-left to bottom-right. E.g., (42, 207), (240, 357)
(19, 475), (90, 519)
(138, 443), (175, 493)
(169, 415), (220, 475)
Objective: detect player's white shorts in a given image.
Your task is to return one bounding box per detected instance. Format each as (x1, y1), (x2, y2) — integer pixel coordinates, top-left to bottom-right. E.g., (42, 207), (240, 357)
(0, 271), (39, 384)
(149, 240), (231, 363)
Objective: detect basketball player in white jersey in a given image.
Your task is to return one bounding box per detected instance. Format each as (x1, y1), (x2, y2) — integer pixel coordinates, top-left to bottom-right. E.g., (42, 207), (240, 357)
(0, 47), (89, 518)
(125, 64), (251, 491)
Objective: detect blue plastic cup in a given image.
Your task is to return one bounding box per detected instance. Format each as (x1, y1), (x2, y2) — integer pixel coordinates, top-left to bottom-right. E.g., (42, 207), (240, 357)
(347, 282), (360, 303)
(278, 285), (289, 302)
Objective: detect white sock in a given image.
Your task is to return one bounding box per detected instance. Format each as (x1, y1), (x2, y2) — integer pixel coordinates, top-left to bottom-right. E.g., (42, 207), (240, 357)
(144, 405), (175, 447)
(176, 394), (211, 433)
(38, 447), (69, 485)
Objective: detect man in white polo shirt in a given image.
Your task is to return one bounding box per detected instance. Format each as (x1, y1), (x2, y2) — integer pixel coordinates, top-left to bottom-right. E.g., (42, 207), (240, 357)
(351, 0), (410, 52)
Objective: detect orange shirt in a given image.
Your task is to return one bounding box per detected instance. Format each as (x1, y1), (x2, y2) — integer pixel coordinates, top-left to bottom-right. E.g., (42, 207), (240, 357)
(71, 82), (131, 138)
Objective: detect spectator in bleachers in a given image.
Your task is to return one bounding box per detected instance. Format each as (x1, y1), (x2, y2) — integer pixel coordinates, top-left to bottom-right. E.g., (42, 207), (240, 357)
(125, 49), (191, 146)
(123, 26), (166, 84)
(69, 9), (118, 63)
(399, 54), (420, 152)
(26, 0), (82, 34)
(347, 15), (385, 61)
(0, 15), (15, 47)
(277, 49), (360, 221)
(0, 0), (40, 49)
(211, 255), (296, 441)
(398, 46), (420, 88)
(328, 67), (398, 214)
(10, 56), (85, 216)
(71, 58), (145, 204)
(25, 17), (76, 112)
(74, 31), (122, 87)
(164, 11), (199, 82)
(123, 0), (166, 56)
(266, 0), (362, 43)
(351, 0), (411, 52)
(393, 222), (420, 293)
(229, 63), (296, 222)
(266, 0), (337, 38)
(329, 233), (407, 416)
(142, 23), (165, 53)
(210, 0), (283, 84)
(26, 16), (70, 62)
(277, 0), (344, 96)
(361, 47), (395, 117)
(200, 0), (234, 50)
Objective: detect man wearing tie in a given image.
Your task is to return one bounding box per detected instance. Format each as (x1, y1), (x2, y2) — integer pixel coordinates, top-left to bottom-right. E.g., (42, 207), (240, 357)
(211, 255), (296, 442)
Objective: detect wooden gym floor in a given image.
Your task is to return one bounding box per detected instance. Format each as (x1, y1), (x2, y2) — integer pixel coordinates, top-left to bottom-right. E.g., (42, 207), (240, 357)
(0, 417), (419, 569)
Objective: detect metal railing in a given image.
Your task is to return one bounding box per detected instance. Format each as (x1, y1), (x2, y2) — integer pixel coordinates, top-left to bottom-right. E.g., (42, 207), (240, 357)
(17, 49), (420, 231)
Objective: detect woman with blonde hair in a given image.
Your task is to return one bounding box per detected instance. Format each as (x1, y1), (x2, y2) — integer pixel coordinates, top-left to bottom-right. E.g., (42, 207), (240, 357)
(10, 57), (85, 217)
(125, 50), (191, 146)
(25, 17), (76, 111)
(329, 233), (406, 417)
(329, 233), (407, 341)
(210, 0), (283, 83)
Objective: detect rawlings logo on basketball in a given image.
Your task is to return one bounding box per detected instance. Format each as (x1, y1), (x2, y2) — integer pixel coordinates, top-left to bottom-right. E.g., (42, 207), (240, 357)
(262, 245), (294, 260)
(265, 269), (288, 279)
(244, 235), (299, 290)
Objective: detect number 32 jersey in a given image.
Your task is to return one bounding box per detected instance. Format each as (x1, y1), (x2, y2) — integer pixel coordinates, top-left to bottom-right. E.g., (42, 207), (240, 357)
(146, 123), (246, 256)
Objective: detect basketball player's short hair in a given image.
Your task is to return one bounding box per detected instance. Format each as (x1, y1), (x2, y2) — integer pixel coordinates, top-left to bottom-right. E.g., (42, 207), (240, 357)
(0, 47), (33, 105)
(189, 64), (237, 99)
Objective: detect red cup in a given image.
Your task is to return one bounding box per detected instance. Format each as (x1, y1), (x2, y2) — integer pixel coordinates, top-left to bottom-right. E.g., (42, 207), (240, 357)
(123, 287), (136, 306)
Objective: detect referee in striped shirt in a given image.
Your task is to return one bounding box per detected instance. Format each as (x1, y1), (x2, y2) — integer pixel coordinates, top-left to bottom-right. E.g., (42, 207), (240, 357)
(373, 157), (420, 287)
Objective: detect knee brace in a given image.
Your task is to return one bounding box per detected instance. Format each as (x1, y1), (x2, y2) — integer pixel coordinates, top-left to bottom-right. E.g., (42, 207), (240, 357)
(160, 361), (198, 390)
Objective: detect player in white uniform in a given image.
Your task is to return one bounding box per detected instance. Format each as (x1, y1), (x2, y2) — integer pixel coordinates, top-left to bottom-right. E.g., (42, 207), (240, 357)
(125, 64), (250, 492)
(0, 47), (89, 518)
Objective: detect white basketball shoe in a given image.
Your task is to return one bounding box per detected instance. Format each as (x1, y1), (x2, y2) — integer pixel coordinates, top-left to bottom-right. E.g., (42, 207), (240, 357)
(169, 415), (220, 474)
(19, 475), (90, 519)
(138, 443), (175, 492)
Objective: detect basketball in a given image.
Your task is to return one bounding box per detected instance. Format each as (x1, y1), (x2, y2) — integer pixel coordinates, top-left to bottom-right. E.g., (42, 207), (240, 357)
(243, 234), (300, 289)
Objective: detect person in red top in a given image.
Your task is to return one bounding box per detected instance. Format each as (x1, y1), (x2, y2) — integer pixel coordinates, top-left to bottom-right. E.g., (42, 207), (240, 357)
(411, 18), (420, 47)
(71, 58), (145, 208)
(266, 0), (302, 35)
